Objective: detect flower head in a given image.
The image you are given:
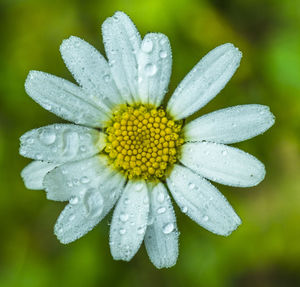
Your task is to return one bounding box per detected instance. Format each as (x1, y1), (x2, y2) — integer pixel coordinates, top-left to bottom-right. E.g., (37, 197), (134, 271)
(20, 11), (275, 268)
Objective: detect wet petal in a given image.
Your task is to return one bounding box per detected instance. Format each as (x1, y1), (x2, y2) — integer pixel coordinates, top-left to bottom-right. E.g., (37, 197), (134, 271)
(144, 183), (178, 269)
(180, 142), (265, 187)
(102, 11), (141, 104)
(21, 161), (59, 190)
(25, 71), (110, 127)
(167, 43), (242, 120)
(20, 124), (105, 163)
(138, 33), (172, 106)
(109, 181), (149, 261)
(60, 36), (123, 108)
(167, 164), (241, 236)
(184, 105), (275, 144)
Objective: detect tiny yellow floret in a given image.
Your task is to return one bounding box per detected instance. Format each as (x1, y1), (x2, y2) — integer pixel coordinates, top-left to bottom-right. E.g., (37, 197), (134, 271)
(104, 104), (184, 180)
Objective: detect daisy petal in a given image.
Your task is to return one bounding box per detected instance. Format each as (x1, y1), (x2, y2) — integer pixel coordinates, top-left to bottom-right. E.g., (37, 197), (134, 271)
(167, 43), (242, 120)
(167, 165), (241, 236)
(184, 105), (275, 144)
(138, 33), (172, 106)
(53, 157), (125, 244)
(25, 71), (110, 127)
(44, 155), (121, 201)
(60, 36), (123, 108)
(110, 181), (149, 261)
(144, 183), (178, 269)
(21, 161), (59, 190)
(20, 124), (105, 164)
(102, 11), (141, 104)
(180, 142), (265, 187)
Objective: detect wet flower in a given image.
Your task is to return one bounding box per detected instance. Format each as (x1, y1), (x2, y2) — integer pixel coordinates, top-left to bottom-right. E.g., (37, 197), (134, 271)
(20, 11), (274, 268)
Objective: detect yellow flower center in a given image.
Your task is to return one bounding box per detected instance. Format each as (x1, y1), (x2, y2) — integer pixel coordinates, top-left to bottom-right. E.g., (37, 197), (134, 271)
(104, 104), (184, 181)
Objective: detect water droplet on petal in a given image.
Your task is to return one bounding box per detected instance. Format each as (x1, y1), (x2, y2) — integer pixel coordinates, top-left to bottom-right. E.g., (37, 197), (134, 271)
(188, 183), (195, 190)
(84, 190), (103, 218)
(137, 226), (145, 234)
(103, 74), (111, 82)
(157, 192), (165, 203)
(221, 150), (227, 156)
(69, 214), (75, 221)
(39, 130), (56, 145)
(159, 50), (167, 58)
(145, 63), (157, 76)
(203, 215), (209, 222)
(119, 228), (126, 235)
(119, 213), (129, 222)
(141, 39), (153, 53)
(182, 206), (188, 213)
(163, 223), (174, 234)
(80, 176), (90, 184)
(70, 196), (78, 205)
(157, 207), (166, 214)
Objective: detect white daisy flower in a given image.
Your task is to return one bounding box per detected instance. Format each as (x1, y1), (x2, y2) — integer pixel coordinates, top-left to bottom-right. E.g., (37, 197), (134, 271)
(20, 11), (275, 268)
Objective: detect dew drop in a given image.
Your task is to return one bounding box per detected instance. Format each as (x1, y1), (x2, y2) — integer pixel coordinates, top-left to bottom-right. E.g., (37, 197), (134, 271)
(137, 226), (145, 234)
(119, 228), (126, 235)
(80, 176), (90, 184)
(84, 191), (103, 218)
(182, 206), (188, 213)
(157, 192), (165, 203)
(157, 207), (166, 214)
(163, 223), (174, 234)
(141, 39), (153, 53)
(188, 183), (195, 189)
(221, 150), (227, 156)
(119, 213), (129, 222)
(39, 130), (56, 145)
(159, 50), (167, 58)
(103, 74), (111, 82)
(70, 196), (78, 205)
(79, 145), (87, 152)
(145, 63), (157, 76)
(69, 214), (75, 221)
(203, 215), (209, 222)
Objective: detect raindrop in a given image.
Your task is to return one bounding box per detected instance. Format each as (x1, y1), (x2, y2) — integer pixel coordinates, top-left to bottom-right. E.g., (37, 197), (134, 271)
(182, 206), (188, 213)
(157, 192), (165, 203)
(39, 130), (56, 145)
(70, 196), (78, 205)
(159, 50), (167, 58)
(221, 150), (227, 156)
(188, 183), (195, 190)
(80, 176), (90, 184)
(141, 39), (153, 53)
(103, 74), (110, 82)
(26, 138), (34, 144)
(137, 226), (145, 234)
(36, 153), (42, 160)
(119, 228), (126, 235)
(79, 145), (87, 152)
(163, 223), (174, 234)
(69, 215), (75, 221)
(84, 191), (103, 218)
(203, 215), (209, 222)
(119, 213), (129, 222)
(157, 207), (166, 214)
(124, 198), (130, 205)
(145, 63), (157, 76)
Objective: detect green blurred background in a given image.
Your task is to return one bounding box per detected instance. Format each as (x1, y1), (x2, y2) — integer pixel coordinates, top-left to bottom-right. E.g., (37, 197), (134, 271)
(1, 0), (300, 286)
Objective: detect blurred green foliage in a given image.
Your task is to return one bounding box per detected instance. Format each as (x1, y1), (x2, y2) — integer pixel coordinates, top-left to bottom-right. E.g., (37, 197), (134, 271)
(0, 0), (300, 286)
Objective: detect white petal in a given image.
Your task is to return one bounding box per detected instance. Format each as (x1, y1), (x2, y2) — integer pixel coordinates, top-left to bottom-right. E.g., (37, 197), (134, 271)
(144, 183), (178, 269)
(20, 124), (106, 163)
(138, 33), (172, 106)
(55, 170), (125, 244)
(109, 181), (149, 261)
(25, 71), (110, 127)
(21, 161), (59, 190)
(60, 36), (123, 108)
(167, 43), (242, 120)
(102, 11), (141, 104)
(184, 105), (275, 144)
(180, 142), (265, 187)
(44, 155), (122, 201)
(167, 164), (241, 236)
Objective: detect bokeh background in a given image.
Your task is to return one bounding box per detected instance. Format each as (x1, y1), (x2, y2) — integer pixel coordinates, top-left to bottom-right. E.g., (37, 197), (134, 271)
(1, 0), (300, 286)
